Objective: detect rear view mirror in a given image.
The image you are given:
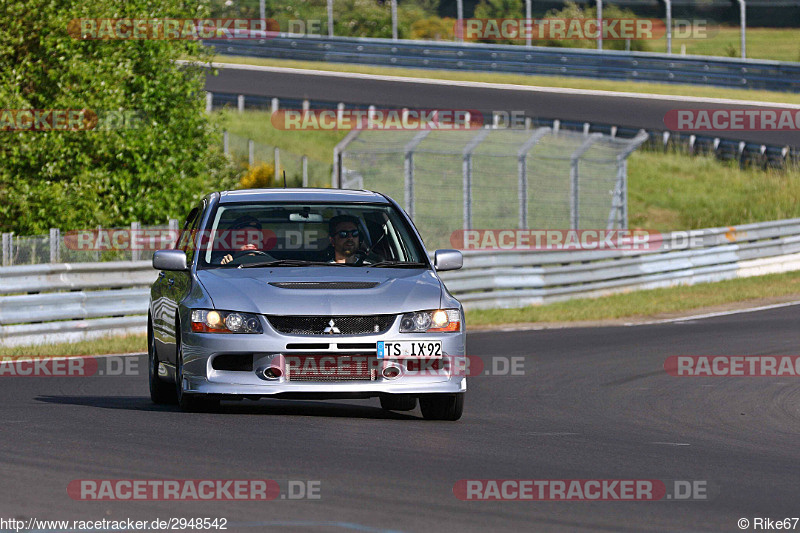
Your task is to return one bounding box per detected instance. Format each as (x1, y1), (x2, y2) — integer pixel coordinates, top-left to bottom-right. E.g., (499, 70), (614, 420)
(433, 249), (463, 271)
(152, 249), (188, 271)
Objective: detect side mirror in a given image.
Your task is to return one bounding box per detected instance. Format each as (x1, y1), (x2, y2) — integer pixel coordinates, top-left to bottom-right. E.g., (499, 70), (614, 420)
(153, 249), (188, 271)
(433, 249), (463, 272)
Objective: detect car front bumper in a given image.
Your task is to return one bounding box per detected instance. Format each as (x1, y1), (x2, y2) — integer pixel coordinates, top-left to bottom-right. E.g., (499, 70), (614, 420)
(180, 322), (466, 398)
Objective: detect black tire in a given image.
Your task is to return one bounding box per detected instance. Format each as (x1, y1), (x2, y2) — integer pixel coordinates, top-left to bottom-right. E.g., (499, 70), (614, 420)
(149, 317), (177, 404)
(419, 394), (464, 421)
(380, 394), (417, 411)
(175, 328), (219, 413)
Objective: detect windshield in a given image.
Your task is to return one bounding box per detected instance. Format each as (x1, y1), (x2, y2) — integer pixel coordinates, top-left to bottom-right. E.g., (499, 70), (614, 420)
(197, 202), (428, 268)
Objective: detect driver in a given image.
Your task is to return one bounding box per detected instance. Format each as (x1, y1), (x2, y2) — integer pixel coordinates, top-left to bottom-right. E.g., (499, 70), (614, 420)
(219, 215), (263, 265)
(328, 215), (363, 264)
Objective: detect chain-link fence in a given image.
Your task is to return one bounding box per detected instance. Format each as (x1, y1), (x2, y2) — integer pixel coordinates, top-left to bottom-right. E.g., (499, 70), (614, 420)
(1, 222), (179, 266)
(224, 131), (331, 188)
(335, 127), (647, 250)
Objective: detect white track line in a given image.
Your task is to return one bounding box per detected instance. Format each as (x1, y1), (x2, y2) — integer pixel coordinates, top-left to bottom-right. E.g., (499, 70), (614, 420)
(207, 61), (800, 109)
(625, 300), (800, 326)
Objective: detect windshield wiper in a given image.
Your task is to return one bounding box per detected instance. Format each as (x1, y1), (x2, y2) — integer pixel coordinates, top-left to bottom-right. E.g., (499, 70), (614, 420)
(239, 259), (345, 268)
(365, 261), (428, 268)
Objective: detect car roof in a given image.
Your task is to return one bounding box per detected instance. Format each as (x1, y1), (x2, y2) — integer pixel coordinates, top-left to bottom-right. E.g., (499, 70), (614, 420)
(217, 188), (391, 204)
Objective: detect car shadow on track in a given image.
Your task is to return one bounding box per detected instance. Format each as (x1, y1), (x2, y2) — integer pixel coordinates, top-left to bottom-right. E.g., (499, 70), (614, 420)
(33, 395), (422, 419)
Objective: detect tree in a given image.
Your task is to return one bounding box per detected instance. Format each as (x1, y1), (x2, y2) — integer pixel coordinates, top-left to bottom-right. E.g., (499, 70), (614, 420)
(0, 0), (238, 234)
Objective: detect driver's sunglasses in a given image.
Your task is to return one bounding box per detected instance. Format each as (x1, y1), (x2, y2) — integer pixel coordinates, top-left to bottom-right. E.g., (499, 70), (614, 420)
(334, 229), (360, 239)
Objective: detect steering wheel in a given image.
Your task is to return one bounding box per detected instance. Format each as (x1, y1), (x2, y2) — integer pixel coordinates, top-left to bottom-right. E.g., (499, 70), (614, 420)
(349, 250), (367, 266)
(232, 249), (269, 259)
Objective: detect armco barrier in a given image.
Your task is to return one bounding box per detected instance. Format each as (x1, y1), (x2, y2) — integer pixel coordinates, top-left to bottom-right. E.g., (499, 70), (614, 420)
(3, 218), (800, 345)
(0, 262), (155, 347)
(207, 36), (800, 92)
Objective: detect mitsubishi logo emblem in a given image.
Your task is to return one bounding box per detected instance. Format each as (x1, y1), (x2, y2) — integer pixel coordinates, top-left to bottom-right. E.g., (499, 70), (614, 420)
(323, 319), (341, 334)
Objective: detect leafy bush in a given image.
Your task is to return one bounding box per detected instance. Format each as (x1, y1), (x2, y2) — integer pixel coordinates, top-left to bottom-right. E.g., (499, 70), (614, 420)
(0, 0), (240, 234)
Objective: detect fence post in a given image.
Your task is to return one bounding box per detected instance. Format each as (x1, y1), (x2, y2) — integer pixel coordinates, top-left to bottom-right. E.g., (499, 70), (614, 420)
(237, 94), (245, 113)
(49, 228), (60, 263)
(2, 232), (11, 266)
(404, 131), (431, 220)
(517, 128), (552, 230)
(327, 0), (334, 37)
(302, 156), (308, 187)
(331, 130), (361, 188)
(337, 103), (345, 124)
(131, 221), (141, 261)
(223, 130), (229, 155)
(462, 129), (490, 231)
(248, 139), (254, 166)
(205, 92), (213, 113)
(271, 98), (279, 113)
(168, 218), (180, 250)
(274, 147), (281, 178)
(95, 225), (101, 261)
(570, 134), (602, 229)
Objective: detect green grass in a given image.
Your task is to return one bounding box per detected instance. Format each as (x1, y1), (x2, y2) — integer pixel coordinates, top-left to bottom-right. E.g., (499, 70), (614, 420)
(467, 270), (800, 326)
(0, 334), (146, 359)
(628, 151), (800, 231)
(651, 27), (800, 63)
(213, 54), (800, 106)
(217, 109), (344, 163)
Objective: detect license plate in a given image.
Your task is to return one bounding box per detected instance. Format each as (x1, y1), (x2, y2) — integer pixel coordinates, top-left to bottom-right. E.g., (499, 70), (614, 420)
(377, 340), (442, 359)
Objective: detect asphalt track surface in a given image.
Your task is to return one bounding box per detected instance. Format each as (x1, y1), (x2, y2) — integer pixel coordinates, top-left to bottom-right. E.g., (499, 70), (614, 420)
(3, 305), (800, 532)
(205, 66), (800, 148)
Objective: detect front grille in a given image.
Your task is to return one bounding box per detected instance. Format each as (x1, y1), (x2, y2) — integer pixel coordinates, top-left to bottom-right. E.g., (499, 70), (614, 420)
(284, 355), (377, 381)
(266, 315), (395, 335)
(269, 282), (379, 289)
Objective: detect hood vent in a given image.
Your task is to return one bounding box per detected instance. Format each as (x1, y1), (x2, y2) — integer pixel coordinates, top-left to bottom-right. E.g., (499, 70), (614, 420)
(269, 282), (379, 289)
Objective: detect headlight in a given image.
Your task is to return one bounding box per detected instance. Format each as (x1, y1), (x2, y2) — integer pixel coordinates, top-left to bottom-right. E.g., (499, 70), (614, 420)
(399, 309), (461, 332)
(190, 309), (263, 334)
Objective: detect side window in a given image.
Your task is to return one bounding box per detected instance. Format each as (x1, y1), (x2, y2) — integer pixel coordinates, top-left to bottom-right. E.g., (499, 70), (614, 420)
(177, 204), (204, 263)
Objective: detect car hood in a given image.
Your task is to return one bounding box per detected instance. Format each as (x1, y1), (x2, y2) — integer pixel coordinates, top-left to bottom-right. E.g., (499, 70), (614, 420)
(195, 266), (443, 315)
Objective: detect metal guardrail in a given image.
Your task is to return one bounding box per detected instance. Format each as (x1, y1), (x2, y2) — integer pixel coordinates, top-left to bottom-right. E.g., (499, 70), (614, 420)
(207, 35), (800, 92)
(0, 262), (155, 347)
(4, 218), (800, 345)
(439, 218), (800, 309)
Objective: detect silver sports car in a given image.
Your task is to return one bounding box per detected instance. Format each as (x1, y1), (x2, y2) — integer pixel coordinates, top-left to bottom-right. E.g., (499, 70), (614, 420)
(148, 188), (466, 420)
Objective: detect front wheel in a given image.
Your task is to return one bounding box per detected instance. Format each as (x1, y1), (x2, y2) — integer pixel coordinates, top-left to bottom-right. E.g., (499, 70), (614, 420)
(419, 394), (464, 421)
(149, 318), (176, 404)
